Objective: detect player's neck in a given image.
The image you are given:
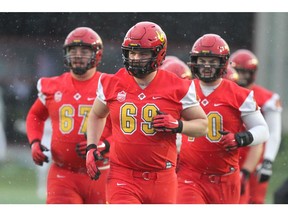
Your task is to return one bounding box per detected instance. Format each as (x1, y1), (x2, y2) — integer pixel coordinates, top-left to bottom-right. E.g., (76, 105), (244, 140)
(71, 68), (96, 81)
(134, 71), (157, 89)
(200, 78), (222, 87)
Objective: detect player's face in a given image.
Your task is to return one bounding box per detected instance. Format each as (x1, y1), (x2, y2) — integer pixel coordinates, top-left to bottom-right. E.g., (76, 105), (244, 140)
(235, 69), (254, 87)
(128, 50), (153, 67)
(68, 46), (93, 69)
(197, 57), (220, 80)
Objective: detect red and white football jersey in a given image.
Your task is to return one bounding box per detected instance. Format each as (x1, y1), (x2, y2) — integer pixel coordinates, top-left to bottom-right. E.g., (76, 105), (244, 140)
(179, 79), (258, 174)
(96, 68), (199, 171)
(27, 71), (110, 170)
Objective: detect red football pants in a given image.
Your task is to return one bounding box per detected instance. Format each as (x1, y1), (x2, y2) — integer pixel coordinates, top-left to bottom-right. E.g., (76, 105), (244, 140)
(106, 164), (177, 204)
(177, 167), (240, 204)
(46, 163), (108, 204)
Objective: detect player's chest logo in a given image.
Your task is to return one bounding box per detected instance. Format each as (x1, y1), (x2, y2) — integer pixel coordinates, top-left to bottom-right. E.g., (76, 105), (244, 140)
(54, 91), (63, 102)
(117, 90), (127, 102)
(201, 98), (209, 106)
(73, 93), (82, 101)
(138, 93), (146, 100)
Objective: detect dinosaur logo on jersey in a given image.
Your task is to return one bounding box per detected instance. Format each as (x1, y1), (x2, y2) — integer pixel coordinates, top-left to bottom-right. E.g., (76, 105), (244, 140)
(117, 90), (127, 102)
(54, 91), (62, 102)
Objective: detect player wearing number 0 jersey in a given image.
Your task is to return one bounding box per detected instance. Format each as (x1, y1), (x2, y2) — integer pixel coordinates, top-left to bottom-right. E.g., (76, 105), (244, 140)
(26, 27), (111, 204)
(176, 33), (269, 204)
(86, 21), (208, 204)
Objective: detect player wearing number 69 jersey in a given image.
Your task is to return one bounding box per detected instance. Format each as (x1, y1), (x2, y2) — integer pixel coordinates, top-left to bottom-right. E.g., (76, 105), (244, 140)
(176, 33), (269, 204)
(26, 27), (112, 204)
(86, 21), (208, 204)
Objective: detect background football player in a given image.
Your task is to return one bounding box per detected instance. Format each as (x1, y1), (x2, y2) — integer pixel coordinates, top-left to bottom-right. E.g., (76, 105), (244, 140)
(230, 49), (282, 204)
(26, 27), (111, 204)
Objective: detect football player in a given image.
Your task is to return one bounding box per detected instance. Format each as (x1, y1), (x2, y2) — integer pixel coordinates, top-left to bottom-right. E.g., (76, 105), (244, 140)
(86, 21), (208, 204)
(223, 64), (239, 82)
(230, 49), (282, 204)
(160, 55), (193, 80)
(26, 27), (112, 204)
(176, 34), (269, 204)
(159, 55), (193, 160)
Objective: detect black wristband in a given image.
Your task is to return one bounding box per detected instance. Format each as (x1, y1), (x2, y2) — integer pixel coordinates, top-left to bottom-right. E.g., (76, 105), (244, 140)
(235, 131), (254, 147)
(262, 159), (273, 169)
(240, 168), (251, 180)
(86, 144), (97, 152)
(173, 120), (183, 133)
(100, 140), (110, 155)
(30, 139), (41, 148)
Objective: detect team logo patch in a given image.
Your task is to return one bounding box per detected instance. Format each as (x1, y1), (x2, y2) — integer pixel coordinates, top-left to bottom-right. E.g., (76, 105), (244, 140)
(165, 161), (172, 169)
(201, 99), (209, 106)
(138, 93), (146, 100)
(117, 90), (126, 102)
(54, 91), (62, 102)
(74, 93), (81, 101)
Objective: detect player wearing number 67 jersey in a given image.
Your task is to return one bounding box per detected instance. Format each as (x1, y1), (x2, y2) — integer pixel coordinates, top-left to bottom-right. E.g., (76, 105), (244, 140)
(26, 27), (112, 204)
(86, 21), (208, 204)
(176, 33), (269, 204)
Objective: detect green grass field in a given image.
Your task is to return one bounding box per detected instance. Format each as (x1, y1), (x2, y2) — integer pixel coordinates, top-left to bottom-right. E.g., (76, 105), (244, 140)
(1, 135), (288, 204)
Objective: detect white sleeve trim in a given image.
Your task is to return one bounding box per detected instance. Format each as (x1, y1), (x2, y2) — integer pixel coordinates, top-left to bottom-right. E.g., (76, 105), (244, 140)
(96, 73), (107, 105)
(263, 110), (282, 161)
(37, 79), (46, 105)
(181, 80), (199, 110)
(241, 110), (269, 146)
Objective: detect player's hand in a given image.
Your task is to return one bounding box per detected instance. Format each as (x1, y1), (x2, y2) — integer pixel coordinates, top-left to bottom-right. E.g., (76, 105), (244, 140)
(218, 130), (254, 151)
(31, 140), (49, 166)
(96, 140), (110, 170)
(240, 169), (250, 195)
(86, 144), (104, 180)
(75, 140), (87, 159)
(256, 159), (273, 183)
(218, 130), (238, 151)
(152, 110), (183, 133)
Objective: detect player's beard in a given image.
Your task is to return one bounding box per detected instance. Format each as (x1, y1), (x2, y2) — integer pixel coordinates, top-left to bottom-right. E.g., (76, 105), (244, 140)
(72, 67), (87, 75)
(71, 60), (90, 75)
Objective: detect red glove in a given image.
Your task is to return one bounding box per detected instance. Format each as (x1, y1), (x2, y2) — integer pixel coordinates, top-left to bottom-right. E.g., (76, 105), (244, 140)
(30, 139), (49, 166)
(240, 169), (250, 195)
(95, 140), (110, 170)
(152, 110), (183, 133)
(75, 140), (87, 159)
(218, 130), (254, 151)
(86, 144), (104, 180)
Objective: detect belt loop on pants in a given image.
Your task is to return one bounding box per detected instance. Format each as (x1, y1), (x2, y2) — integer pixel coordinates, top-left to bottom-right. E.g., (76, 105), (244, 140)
(132, 170), (158, 181)
(200, 167), (236, 184)
(207, 174), (221, 184)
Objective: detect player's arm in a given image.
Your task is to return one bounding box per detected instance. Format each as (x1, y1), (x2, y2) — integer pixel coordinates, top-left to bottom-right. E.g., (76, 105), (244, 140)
(241, 110), (269, 146)
(87, 98), (109, 146)
(263, 109), (282, 162)
(26, 98), (50, 166)
(26, 98), (49, 144)
(86, 97), (109, 180)
(239, 143), (264, 194)
(241, 144), (264, 173)
(180, 105), (208, 137)
(256, 108), (282, 182)
(219, 110), (269, 151)
(152, 106), (208, 137)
